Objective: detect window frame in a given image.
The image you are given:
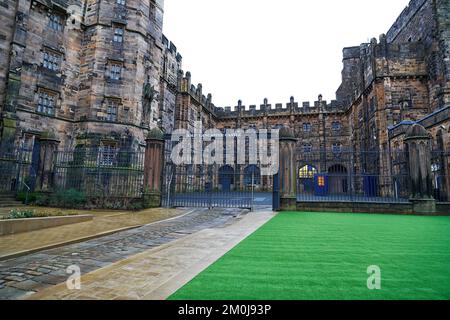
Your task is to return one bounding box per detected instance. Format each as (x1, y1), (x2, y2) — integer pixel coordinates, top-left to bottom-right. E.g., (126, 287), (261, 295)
(106, 99), (119, 122)
(37, 89), (57, 116)
(49, 12), (64, 32)
(42, 49), (62, 72)
(113, 26), (124, 44)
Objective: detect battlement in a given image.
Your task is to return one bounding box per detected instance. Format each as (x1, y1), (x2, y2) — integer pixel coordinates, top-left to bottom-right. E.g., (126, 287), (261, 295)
(179, 71), (217, 115)
(162, 34), (182, 61)
(214, 96), (344, 118)
(386, 0), (428, 43)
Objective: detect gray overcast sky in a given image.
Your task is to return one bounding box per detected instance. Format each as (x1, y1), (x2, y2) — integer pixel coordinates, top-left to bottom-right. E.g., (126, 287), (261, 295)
(163, 0), (410, 109)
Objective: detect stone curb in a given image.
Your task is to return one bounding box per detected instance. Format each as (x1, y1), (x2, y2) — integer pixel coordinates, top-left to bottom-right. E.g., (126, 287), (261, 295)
(0, 209), (195, 262)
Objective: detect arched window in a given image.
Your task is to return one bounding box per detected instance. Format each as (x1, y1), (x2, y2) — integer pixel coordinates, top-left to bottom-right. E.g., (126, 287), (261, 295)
(299, 165), (317, 179)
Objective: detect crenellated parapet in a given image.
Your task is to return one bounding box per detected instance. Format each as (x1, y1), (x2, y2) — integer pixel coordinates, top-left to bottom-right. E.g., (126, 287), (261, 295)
(178, 71), (218, 116)
(215, 96), (344, 119)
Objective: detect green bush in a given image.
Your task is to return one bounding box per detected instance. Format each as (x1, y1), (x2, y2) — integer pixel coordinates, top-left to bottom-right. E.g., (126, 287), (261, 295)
(2, 209), (78, 220)
(4, 209), (35, 219)
(16, 192), (38, 204)
(35, 193), (50, 206)
(49, 189), (87, 209)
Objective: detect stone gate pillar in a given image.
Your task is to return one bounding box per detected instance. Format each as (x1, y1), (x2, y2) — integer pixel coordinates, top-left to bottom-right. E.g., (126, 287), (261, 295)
(143, 128), (165, 208)
(404, 124), (436, 214)
(279, 127), (297, 210)
(36, 132), (60, 192)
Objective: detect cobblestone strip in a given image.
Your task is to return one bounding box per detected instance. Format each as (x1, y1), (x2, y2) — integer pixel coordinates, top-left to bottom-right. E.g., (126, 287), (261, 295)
(0, 208), (247, 300)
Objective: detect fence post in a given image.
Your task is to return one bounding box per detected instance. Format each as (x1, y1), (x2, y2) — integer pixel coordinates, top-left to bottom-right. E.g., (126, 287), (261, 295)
(404, 124), (436, 214)
(279, 127), (297, 211)
(143, 128), (165, 208)
(35, 131), (60, 193)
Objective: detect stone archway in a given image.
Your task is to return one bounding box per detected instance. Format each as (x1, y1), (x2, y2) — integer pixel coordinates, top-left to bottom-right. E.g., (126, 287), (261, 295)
(218, 165), (234, 192)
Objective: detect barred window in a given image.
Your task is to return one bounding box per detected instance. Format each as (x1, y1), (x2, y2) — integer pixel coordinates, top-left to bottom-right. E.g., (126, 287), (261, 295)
(49, 13), (64, 31)
(37, 90), (57, 116)
(116, 0), (126, 5)
(100, 144), (117, 166)
(332, 121), (341, 132)
(303, 144), (313, 153)
(113, 27), (124, 43)
(106, 100), (119, 122)
(43, 50), (61, 72)
(109, 62), (122, 80)
(303, 123), (312, 133)
(332, 143), (342, 154)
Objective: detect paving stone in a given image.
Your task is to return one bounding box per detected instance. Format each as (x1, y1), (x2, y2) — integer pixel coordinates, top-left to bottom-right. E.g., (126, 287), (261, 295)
(0, 286), (27, 300)
(0, 208), (247, 299)
(33, 274), (68, 286)
(4, 276), (26, 282)
(8, 280), (42, 291)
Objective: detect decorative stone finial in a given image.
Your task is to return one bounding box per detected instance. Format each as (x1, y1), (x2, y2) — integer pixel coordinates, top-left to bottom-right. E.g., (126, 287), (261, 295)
(147, 127), (165, 141)
(405, 123), (430, 140)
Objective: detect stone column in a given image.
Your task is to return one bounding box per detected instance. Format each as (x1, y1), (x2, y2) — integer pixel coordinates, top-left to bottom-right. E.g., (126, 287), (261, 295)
(0, 112), (18, 151)
(36, 132), (60, 192)
(143, 128), (165, 208)
(279, 127), (297, 211)
(404, 124), (436, 214)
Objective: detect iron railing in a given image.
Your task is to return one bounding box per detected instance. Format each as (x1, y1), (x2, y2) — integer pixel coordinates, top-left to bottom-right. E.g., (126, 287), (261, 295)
(53, 148), (145, 198)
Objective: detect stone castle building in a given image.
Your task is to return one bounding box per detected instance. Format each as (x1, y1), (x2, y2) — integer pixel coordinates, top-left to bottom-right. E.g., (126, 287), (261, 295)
(0, 0), (449, 199)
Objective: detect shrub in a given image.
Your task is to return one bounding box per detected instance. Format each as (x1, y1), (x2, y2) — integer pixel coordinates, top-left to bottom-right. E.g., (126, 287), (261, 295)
(2, 209), (78, 220)
(5, 209), (35, 219)
(35, 193), (50, 206)
(49, 189), (87, 209)
(16, 192), (38, 204)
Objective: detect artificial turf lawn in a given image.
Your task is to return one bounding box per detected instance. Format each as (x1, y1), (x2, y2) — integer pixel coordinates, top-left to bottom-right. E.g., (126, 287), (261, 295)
(169, 212), (450, 300)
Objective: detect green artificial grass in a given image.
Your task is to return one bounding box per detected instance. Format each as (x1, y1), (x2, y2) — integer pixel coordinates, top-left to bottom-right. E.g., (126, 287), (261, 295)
(169, 212), (450, 300)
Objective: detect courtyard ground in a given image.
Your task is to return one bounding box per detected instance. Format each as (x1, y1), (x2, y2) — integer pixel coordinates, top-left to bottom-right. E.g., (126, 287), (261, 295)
(0, 207), (251, 299)
(0, 206), (187, 260)
(170, 212), (450, 300)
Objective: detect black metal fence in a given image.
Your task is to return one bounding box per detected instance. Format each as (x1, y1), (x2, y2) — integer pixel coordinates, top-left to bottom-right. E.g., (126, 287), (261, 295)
(0, 145), (35, 193)
(161, 165), (273, 209)
(296, 150), (412, 203)
(53, 148), (145, 198)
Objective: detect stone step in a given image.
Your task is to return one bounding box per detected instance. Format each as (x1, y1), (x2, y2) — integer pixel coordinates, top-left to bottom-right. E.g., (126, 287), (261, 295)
(0, 194), (16, 198)
(0, 203), (23, 208)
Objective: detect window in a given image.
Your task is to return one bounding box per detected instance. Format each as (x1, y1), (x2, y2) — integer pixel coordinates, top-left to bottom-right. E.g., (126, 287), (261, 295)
(113, 27), (124, 43)
(100, 143), (117, 166)
(332, 143), (342, 154)
(303, 144), (313, 153)
(116, 0), (126, 5)
(37, 90), (57, 115)
(43, 50), (61, 72)
(303, 123), (312, 133)
(299, 165), (317, 179)
(332, 121), (341, 132)
(109, 62), (122, 80)
(49, 13), (64, 31)
(317, 176), (325, 187)
(106, 99), (119, 122)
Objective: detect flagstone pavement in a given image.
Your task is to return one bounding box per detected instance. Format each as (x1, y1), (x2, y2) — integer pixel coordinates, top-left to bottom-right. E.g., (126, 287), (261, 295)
(0, 207), (271, 300)
(28, 209), (276, 300)
(0, 207), (186, 260)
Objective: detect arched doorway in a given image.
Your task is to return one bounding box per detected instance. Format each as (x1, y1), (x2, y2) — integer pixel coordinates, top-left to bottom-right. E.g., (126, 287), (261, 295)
(218, 165), (234, 192)
(328, 164), (348, 194)
(298, 165), (317, 194)
(244, 165), (261, 187)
